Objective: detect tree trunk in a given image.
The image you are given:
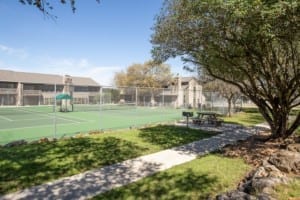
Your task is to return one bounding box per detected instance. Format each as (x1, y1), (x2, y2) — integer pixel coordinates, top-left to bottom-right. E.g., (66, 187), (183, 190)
(251, 97), (299, 140)
(227, 98), (232, 117)
(271, 111), (290, 139)
(259, 104), (297, 140)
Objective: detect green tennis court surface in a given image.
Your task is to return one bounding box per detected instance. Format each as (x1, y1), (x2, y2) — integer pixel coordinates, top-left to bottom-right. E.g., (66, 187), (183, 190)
(0, 106), (182, 144)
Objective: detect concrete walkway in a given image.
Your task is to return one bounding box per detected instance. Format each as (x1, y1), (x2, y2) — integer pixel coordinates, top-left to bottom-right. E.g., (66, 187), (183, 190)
(0, 125), (258, 200)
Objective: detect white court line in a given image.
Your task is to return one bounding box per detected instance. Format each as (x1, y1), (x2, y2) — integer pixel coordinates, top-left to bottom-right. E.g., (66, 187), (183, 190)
(0, 115), (13, 122)
(15, 109), (84, 124)
(53, 116), (81, 124)
(11, 117), (50, 122)
(48, 114), (91, 123)
(0, 119), (95, 131)
(0, 114), (92, 123)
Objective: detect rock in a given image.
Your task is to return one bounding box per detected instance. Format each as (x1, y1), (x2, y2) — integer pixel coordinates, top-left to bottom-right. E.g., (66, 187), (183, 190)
(252, 166), (268, 179)
(237, 179), (252, 193)
(29, 140), (39, 145)
(4, 139), (27, 147)
(251, 177), (287, 194)
(251, 162), (287, 180)
(284, 137), (296, 145)
(241, 180), (253, 194)
(216, 190), (256, 200)
(268, 150), (300, 174)
(215, 143), (299, 200)
(256, 193), (276, 200)
(88, 130), (101, 135)
(39, 137), (49, 143)
(262, 162), (287, 179)
(287, 143), (300, 153)
(216, 194), (229, 200)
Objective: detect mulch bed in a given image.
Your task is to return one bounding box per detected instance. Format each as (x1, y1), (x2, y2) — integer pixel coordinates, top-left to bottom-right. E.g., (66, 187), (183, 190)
(221, 132), (300, 167)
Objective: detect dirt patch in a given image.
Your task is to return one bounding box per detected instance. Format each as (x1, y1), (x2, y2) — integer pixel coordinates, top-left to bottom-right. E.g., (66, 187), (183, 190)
(221, 132), (300, 167)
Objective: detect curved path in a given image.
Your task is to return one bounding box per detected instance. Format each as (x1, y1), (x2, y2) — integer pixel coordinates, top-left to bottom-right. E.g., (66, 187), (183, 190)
(0, 125), (258, 200)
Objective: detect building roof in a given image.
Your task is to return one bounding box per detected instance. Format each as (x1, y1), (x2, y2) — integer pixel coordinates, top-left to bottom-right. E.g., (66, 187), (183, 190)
(71, 76), (100, 86)
(181, 77), (199, 83)
(0, 69), (100, 86)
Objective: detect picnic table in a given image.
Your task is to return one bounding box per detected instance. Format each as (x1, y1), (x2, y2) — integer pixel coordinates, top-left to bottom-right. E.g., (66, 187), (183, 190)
(192, 111), (223, 126)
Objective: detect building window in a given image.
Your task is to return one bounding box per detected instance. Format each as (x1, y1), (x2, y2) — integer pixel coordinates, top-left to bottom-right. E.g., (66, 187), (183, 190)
(23, 84), (42, 90)
(74, 86), (88, 92)
(181, 82), (188, 86)
(0, 82), (17, 88)
(88, 86), (100, 92)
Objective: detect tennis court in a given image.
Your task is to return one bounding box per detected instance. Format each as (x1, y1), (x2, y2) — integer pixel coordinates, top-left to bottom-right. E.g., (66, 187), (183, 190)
(0, 105), (182, 144)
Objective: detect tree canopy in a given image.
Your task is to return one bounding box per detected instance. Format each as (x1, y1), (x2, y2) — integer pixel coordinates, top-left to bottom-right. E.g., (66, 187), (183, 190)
(152, 0), (300, 139)
(19, 0), (100, 14)
(114, 61), (173, 88)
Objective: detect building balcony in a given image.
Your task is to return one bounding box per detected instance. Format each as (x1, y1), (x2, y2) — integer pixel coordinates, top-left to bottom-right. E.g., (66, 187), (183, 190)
(23, 90), (41, 96)
(0, 88), (17, 94)
(41, 92), (57, 98)
(88, 91), (100, 96)
(160, 90), (178, 96)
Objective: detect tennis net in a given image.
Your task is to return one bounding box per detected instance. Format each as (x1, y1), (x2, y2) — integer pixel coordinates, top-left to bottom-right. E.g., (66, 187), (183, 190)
(73, 103), (137, 112)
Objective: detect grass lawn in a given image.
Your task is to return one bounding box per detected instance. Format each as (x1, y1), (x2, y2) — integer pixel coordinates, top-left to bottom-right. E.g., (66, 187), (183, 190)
(222, 107), (265, 126)
(93, 154), (251, 200)
(222, 107), (299, 129)
(291, 107), (300, 136)
(0, 125), (216, 195)
(272, 178), (300, 200)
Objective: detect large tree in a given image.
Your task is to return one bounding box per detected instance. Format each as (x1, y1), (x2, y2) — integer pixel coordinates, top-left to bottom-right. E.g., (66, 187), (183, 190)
(152, 0), (300, 139)
(114, 61), (173, 88)
(114, 61), (173, 104)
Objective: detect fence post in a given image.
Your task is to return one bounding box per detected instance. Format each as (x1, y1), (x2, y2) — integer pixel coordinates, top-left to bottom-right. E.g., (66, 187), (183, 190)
(135, 87), (138, 106)
(162, 89), (165, 107)
(54, 83), (57, 139)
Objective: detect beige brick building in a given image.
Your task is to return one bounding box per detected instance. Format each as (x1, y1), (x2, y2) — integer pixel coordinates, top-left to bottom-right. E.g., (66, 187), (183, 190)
(167, 76), (205, 108)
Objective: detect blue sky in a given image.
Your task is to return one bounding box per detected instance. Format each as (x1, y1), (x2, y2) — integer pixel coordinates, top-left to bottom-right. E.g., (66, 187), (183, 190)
(0, 0), (192, 85)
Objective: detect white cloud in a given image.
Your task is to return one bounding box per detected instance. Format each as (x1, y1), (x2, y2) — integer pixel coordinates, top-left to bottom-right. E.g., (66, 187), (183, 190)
(40, 56), (122, 86)
(0, 50), (122, 86)
(86, 66), (121, 86)
(0, 44), (28, 59)
(78, 59), (89, 68)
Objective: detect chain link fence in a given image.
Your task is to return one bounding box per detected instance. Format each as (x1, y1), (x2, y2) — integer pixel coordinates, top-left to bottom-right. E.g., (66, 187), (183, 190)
(0, 85), (253, 144)
(98, 86), (249, 114)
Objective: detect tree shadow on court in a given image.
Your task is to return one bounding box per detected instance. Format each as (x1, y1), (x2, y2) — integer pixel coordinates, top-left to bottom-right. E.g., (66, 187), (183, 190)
(138, 125), (216, 149)
(0, 137), (147, 194)
(94, 168), (218, 200)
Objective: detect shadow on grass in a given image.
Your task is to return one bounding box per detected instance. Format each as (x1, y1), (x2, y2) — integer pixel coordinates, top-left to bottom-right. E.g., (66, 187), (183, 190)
(0, 137), (147, 194)
(241, 107), (259, 113)
(138, 125), (216, 149)
(94, 168), (218, 200)
(239, 114), (265, 125)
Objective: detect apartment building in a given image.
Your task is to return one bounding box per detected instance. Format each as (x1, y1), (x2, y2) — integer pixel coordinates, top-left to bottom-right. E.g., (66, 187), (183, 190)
(174, 76), (204, 108)
(158, 76), (204, 108)
(0, 69), (100, 106)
